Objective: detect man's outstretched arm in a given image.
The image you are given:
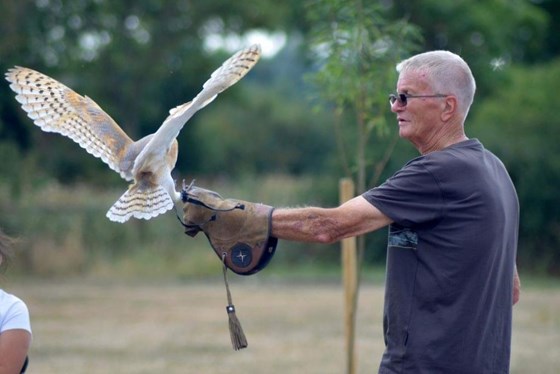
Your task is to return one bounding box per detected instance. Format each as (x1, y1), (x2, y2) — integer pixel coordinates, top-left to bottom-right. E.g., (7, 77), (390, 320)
(271, 196), (392, 243)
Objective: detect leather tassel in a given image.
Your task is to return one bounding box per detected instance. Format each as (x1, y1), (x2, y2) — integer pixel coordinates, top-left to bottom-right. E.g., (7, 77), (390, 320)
(222, 253), (248, 350)
(226, 304), (247, 350)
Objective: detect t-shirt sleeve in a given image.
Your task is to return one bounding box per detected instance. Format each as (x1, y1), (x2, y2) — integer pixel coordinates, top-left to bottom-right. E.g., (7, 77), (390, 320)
(362, 160), (445, 228)
(0, 296), (32, 334)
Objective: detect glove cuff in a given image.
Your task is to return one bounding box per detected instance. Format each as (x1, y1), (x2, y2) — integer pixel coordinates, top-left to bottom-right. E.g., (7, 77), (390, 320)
(212, 203), (277, 276)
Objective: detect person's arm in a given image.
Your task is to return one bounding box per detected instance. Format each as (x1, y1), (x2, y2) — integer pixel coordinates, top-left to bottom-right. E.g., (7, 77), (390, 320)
(0, 329), (31, 374)
(271, 196), (392, 243)
(513, 265), (521, 305)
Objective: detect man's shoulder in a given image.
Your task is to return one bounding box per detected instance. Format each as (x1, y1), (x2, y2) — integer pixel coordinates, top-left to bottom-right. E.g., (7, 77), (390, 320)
(422, 139), (483, 163)
(407, 139), (497, 178)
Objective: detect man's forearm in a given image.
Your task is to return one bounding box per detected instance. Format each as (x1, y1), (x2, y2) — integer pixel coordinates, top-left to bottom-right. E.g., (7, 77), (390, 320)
(271, 197), (392, 244)
(271, 207), (341, 243)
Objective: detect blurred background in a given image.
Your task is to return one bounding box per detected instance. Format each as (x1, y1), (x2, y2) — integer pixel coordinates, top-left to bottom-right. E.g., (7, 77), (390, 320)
(0, 0), (558, 277)
(1, 1), (559, 373)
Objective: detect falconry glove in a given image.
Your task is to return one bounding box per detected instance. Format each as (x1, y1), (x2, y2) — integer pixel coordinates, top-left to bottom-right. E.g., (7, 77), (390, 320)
(180, 183), (277, 276)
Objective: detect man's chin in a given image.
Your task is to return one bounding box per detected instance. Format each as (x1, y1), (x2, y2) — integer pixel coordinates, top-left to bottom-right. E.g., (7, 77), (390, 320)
(398, 128), (409, 140)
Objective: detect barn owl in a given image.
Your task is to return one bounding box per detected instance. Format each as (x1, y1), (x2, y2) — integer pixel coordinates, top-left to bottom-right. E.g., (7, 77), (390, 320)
(5, 44), (261, 223)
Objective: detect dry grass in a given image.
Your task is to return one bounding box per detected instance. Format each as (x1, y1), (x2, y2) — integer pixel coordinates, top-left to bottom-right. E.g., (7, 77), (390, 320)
(5, 276), (560, 373)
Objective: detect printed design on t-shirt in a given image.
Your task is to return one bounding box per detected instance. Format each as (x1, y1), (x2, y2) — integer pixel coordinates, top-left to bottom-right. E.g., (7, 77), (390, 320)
(388, 225), (418, 250)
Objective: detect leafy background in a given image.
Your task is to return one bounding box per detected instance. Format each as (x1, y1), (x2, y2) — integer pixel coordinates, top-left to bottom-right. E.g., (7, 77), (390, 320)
(0, 0), (558, 277)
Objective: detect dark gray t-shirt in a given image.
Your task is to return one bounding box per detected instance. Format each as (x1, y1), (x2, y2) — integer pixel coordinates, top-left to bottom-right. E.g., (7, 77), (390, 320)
(363, 139), (519, 374)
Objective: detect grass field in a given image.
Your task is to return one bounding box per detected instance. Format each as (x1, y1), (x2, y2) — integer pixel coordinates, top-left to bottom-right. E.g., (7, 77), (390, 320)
(4, 274), (560, 374)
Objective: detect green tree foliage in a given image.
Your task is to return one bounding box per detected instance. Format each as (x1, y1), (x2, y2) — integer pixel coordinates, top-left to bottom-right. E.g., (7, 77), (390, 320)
(470, 59), (560, 273)
(539, 0), (560, 59)
(305, 0), (422, 194)
(0, 0), (305, 187)
(387, 0), (549, 96)
(180, 41), (338, 177)
(191, 84), (336, 176)
(0, 0), (559, 274)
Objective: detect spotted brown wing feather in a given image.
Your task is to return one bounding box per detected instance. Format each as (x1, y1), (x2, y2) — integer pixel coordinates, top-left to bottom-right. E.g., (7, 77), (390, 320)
(5, 67), (134, 181)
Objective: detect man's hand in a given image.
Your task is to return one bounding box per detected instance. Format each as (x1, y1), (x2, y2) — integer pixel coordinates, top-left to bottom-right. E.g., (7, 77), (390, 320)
(513, 265), (521, 305)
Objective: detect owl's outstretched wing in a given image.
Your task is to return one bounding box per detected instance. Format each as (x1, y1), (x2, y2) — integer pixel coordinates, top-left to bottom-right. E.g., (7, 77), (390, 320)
(132, 44), (262, 175)
(5, 67), (134, 181)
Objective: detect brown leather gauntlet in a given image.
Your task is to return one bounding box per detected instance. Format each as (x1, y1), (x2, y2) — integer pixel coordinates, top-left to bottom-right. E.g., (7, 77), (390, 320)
(180, 184), (277, 275)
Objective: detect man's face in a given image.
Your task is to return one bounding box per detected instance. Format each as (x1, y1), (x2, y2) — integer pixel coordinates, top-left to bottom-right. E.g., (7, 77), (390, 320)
(391, 70), (445, 151)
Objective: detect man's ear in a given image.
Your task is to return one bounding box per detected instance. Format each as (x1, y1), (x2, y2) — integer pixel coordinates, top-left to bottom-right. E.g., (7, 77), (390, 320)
(441, 95), (457, 122)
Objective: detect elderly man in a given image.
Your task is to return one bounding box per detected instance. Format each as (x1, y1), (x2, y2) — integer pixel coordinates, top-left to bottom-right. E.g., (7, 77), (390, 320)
(182, 50), (520, 373)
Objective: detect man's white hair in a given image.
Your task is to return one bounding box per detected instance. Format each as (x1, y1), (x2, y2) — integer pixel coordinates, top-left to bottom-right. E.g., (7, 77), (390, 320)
(396, 51), (476, 119)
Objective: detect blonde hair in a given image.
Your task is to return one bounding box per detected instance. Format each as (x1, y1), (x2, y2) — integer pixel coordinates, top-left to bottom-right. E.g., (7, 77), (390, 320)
(396, 50), (476, 119)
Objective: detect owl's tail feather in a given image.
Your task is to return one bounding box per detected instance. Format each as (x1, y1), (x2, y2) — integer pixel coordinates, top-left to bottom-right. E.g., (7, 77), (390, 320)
(106, 184), (174, 223)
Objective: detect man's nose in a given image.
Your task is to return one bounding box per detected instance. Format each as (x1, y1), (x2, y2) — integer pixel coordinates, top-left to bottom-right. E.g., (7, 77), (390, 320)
(390, 100), (403, 113)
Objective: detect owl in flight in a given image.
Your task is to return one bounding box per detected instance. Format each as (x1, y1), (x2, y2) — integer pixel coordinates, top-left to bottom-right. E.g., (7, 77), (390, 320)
(6, 44), (261, 223)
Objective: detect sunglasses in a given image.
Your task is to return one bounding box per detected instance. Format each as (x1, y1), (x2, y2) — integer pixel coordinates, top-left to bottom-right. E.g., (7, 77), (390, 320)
(389, 93), (447, 106)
